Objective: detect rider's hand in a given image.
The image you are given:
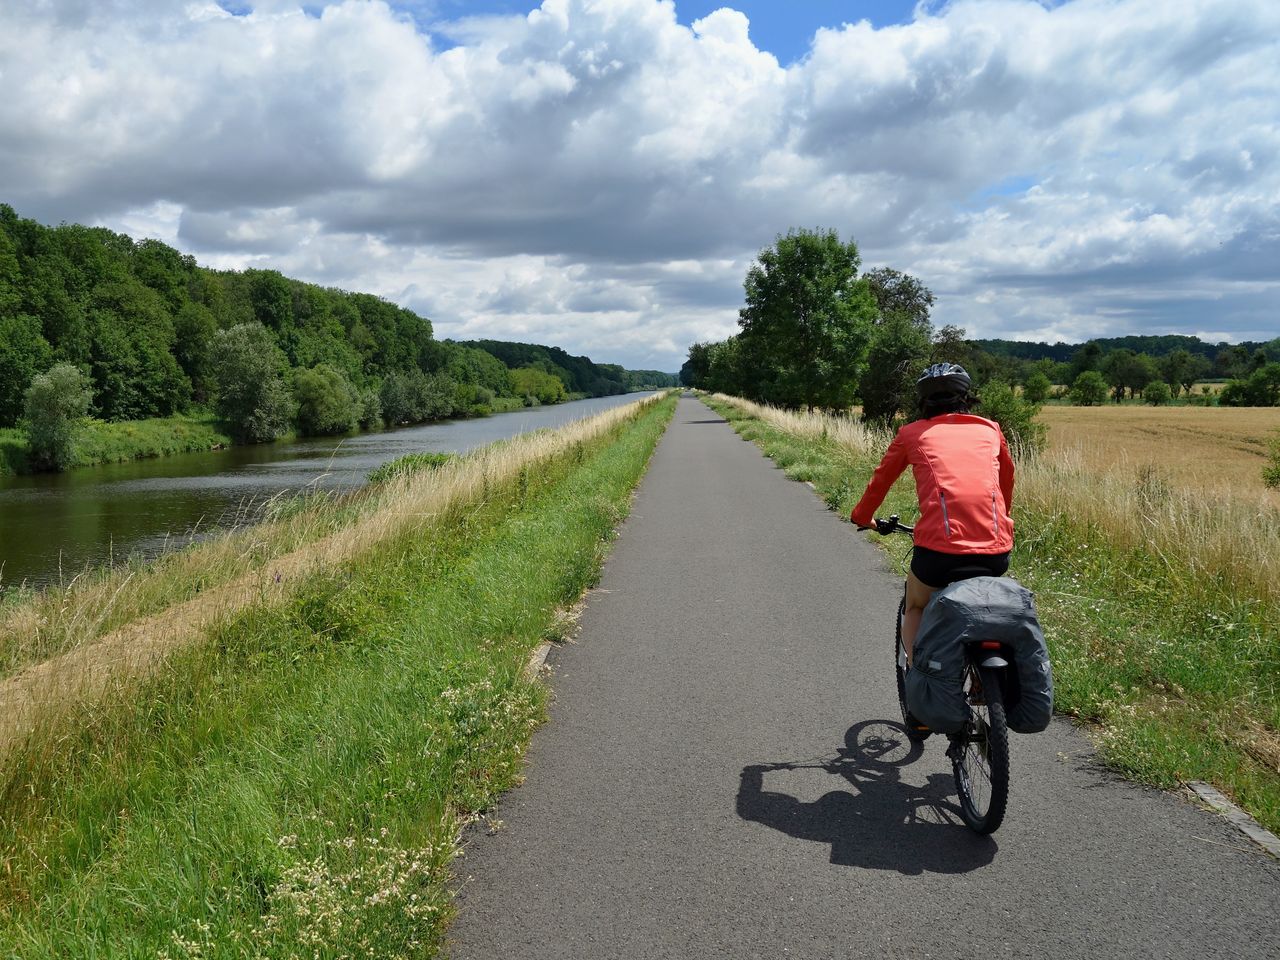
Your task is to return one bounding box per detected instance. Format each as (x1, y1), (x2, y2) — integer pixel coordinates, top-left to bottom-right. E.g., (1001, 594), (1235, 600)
(874, 518), (896, 536)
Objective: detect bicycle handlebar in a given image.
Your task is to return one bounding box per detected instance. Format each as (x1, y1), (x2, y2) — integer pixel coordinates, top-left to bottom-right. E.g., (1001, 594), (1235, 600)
(874, 514), (914, 536)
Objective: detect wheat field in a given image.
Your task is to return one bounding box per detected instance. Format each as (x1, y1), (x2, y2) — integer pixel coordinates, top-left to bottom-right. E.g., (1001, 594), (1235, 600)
(1038, 404), (1280, 494)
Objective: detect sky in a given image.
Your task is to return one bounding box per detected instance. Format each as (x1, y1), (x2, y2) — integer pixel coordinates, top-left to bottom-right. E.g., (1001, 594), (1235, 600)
(1, 0), (1276, 372)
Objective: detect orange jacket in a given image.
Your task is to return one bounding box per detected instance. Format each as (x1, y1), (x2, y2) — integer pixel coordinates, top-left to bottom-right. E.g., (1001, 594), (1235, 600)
(850, 414), (1014, 554)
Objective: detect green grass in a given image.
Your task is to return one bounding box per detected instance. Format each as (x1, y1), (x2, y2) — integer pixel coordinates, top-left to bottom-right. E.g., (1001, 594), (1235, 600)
(0, 414), (232, 475)
(703, 395), (1280, 835)
(0, 395), (676, 957)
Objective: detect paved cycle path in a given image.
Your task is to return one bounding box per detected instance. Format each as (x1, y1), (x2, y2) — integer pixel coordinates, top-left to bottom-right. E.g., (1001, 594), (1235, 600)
(448, 396), (1278, 959)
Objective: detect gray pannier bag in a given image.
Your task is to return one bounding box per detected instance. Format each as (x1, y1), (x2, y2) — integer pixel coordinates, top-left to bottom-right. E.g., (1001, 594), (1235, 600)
(904, 576), (1053, 735)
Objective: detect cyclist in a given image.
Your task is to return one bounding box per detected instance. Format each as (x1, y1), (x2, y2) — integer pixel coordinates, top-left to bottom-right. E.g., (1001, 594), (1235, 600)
(849, 363), (1014, 666)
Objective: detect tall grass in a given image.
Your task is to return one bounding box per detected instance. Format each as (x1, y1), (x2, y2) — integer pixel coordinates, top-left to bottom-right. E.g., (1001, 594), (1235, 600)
(0, 396), (662, 687)
(0, 393), (675, 957)
(705, 393), (1280, 833)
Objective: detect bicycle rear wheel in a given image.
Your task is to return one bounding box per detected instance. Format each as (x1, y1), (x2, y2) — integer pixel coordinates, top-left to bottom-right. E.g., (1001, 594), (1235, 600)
(949, 665), (1009, 834)
(894, 594), (929, 741)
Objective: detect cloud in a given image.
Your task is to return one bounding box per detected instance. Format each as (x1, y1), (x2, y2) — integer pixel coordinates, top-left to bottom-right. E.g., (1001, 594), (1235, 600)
(1, 0), (1276, 370)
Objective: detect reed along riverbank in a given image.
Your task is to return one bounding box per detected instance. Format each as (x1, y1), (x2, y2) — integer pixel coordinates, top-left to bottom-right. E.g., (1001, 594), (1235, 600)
(0, 392), (675, 958)
(702, 393), (1280, 837)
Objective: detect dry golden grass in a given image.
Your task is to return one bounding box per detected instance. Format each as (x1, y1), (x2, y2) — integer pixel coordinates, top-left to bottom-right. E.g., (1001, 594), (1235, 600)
(1039, 404), (1280, 493)
(709, 394), (884, 457)
(713, 393), (1280, 607)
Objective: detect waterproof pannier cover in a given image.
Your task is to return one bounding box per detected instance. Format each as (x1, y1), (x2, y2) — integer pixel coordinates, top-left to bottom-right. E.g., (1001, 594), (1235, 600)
(904, 576), (1053, 735)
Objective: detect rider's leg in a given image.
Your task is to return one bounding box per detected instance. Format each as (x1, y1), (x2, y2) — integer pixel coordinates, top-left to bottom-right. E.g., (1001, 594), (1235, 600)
(902, 572), (938, 665)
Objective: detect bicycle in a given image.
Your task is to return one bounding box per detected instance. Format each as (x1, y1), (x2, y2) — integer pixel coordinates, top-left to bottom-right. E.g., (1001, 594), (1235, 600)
(874, 514), (1010, 835)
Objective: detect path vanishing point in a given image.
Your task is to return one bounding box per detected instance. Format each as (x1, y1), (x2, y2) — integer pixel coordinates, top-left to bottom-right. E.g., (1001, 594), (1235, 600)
(448, 396), (1278, 960)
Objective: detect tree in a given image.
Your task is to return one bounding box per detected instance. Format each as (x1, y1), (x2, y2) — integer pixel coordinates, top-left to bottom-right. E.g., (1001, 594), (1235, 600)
(1142, 380), (1172, 405)
(737, 228), (876, 410)
(511, 366), (567, 404)
(0, 313), (53, 426)
(23, 362), (92, 471)
(1068, 342), (1104, 382)
(859, 311), (932, 426)
(1102, 349), (1158, 401)
(1022, 371), (1051, 405)
(209, 323), (295, 442)
(293, 363), (359, 436)
(680, 341), (714, 388)
(862, 268), (935, 326)
(1220, 363), (1280, 407)
(1069, 370), (1108, 406)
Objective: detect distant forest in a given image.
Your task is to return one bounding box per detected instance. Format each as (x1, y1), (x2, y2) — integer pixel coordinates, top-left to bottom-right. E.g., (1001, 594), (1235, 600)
(0, 203), (675, 435)
(971, 334), (1272, 365)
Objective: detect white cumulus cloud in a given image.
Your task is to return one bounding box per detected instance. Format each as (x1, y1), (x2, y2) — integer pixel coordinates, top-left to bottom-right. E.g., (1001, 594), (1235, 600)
(1, 0), (1276, 369)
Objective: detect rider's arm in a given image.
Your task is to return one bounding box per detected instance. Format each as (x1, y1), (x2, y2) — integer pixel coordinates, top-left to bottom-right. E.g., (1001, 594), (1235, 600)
(998, 427), (1014, 512)
(849, 430), (910, 528)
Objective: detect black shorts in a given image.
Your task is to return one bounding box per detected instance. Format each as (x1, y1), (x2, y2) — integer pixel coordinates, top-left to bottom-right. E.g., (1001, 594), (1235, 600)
(911, 546), (1010, 589)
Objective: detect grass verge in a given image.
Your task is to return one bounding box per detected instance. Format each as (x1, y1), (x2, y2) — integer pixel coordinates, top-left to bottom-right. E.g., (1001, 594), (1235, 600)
(702, 393), (1280, 835)
(0, 393), (675, 957)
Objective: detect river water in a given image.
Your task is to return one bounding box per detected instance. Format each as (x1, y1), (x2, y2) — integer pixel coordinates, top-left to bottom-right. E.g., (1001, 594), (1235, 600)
(0, 393), (656, 591)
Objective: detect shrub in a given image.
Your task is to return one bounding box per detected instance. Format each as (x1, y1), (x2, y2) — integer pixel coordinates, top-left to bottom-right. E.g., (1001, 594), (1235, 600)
(1265, 435), (1280, 489)
(1142, 380), (1172, 405)
(976, 380), (1046, 455)
(293, 364), (359, 436)
(23, 362), (92, 471)
(367, 451), (455, 484)
(210, 323), (295, 442)
(1022, 371), (1051, 405)
(1069, 370), (1108, 406)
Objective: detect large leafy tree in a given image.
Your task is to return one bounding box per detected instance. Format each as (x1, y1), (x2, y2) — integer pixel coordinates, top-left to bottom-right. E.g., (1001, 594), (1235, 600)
(859, 268), (935, 425)
(737, 228), (876, 410)
(24, 362), (92, 471)
(209, 323), (295, 443)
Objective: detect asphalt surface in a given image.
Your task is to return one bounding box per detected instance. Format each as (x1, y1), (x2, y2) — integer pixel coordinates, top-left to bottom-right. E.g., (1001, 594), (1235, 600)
(447, 396), (1279, 959)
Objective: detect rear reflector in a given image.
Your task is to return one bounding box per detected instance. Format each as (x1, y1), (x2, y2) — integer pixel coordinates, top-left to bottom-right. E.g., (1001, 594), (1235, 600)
(980, 641), (1002, 650)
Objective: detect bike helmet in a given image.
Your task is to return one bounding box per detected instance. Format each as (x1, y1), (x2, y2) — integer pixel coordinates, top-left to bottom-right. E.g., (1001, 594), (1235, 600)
(916, 362), (972, 400)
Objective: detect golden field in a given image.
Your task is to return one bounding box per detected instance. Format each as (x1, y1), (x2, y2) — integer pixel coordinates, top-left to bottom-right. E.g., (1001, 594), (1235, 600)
(1038, 404), (1280, 493)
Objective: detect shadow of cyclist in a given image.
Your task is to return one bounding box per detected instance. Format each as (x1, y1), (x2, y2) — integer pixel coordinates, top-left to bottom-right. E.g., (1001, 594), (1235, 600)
(735, 719), (997, 874)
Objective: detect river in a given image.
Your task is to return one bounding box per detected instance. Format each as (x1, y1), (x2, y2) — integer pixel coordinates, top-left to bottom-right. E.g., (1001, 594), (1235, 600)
(0, 393), (656, 591)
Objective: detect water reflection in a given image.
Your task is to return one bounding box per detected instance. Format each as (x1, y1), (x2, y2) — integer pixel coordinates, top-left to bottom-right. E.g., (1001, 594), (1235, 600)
(0, 393), (655, 590)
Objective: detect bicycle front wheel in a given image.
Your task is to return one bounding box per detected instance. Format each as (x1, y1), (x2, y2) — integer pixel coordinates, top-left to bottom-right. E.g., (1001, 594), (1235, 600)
(949, 665), (1010, 834)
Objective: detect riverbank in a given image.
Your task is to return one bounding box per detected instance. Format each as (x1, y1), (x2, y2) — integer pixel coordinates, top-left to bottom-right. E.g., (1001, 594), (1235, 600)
(0, 392), (675, 956)
(0, 395), (537, 477)
(702, 393), (1280, 835)
(0, 414), (232, 476)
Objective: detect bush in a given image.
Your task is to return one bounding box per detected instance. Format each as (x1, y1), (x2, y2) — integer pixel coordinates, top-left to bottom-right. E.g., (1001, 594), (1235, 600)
(23, 363), (92, 471)
(210, 323), (295, 443)
(1220, 363), (1280, 407)
(1022, 371), (1052, 405)
(976, 380), (1046, 455)
(1265, 436), (1280, 490)
(1069, 370), (1108, 406)
(367, 451), (455, 484)
(1142, 380), (1172, 405)
(293, 364), (359, 436)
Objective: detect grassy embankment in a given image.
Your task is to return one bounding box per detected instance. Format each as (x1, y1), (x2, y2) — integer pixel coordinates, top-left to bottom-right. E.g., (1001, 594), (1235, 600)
(0, 393), (675, 957)
(703, 394), (1280, 834)
(0, 414), (233, 476)
(0, 395), (531, 477)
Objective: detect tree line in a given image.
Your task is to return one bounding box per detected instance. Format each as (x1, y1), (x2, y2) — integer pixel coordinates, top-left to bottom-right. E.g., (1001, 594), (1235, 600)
(0, 204), (675, 470)
(681, 227), (1280, 445)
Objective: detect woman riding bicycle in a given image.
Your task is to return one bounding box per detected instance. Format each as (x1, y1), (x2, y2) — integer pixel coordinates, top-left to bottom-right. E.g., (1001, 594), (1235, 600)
(850, 363), (1014, 666)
